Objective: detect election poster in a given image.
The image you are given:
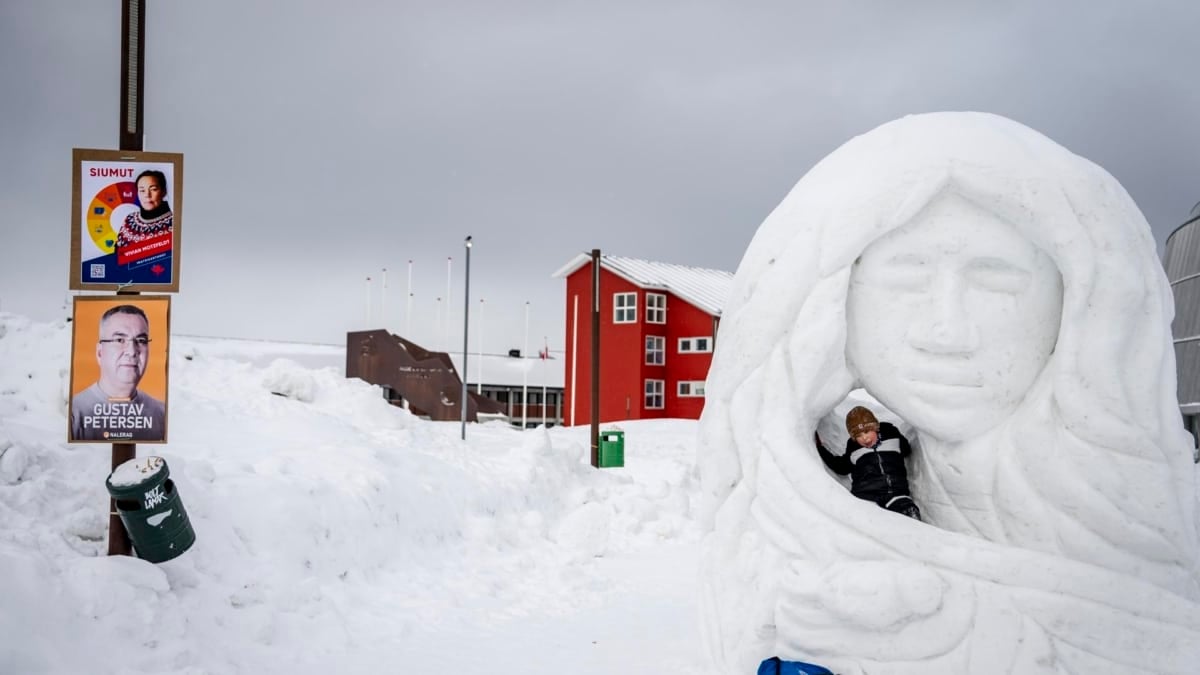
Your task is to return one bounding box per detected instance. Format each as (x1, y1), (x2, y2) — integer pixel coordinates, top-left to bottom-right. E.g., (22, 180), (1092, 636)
(68, 296), (171, 444)
(70, 148), (183, 292)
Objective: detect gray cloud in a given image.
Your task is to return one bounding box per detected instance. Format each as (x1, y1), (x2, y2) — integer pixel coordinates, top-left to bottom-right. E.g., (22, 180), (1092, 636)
(3, 0), (1198, 349)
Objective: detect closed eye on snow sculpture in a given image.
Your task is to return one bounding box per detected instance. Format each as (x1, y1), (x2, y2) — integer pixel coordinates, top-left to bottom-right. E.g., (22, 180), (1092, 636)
(698, 112), (1200, 674)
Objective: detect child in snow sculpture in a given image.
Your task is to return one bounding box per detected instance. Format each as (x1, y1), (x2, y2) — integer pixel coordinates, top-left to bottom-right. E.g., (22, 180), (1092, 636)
(816, 407), (920, 521)
(697, 112), (1200, 674)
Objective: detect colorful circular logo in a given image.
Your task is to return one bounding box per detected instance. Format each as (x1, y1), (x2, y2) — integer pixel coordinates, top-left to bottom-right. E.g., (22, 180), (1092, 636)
(86, 181), (138, 254)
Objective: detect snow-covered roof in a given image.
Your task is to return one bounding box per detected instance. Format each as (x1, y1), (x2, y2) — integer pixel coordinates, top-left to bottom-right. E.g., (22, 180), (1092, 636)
(552, 253), (733, 316)
(177, 334), (564, 389)
(447, 351), (564, 389)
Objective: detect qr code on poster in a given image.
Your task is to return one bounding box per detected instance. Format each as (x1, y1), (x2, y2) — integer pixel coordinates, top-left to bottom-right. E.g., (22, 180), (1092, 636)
(90, 264), (105, 279)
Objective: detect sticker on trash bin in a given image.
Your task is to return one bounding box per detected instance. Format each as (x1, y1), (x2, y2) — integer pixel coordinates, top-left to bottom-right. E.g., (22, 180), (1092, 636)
(147, 509), (173, 526)
(109, 455), (166, 487)
(144, 483), (168, 509)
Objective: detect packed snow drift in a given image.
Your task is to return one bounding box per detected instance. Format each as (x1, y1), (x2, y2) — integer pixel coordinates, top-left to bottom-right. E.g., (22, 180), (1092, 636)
(0, 315), (711, 674)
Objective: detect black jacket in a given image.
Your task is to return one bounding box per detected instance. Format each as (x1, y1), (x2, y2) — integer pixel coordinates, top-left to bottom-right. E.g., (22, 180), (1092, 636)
(817, 422), (912, 501)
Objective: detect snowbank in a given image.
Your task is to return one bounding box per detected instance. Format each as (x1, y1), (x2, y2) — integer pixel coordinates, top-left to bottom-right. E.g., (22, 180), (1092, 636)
(0, 313), (711, 674)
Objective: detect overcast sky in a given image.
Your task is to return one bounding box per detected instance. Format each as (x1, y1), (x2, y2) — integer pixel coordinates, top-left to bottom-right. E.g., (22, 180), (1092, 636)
(2, 1), (1198, 353)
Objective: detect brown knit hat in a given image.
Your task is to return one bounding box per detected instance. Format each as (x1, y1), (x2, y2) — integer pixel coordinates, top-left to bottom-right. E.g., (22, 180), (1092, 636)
(845, 406), (879, 436)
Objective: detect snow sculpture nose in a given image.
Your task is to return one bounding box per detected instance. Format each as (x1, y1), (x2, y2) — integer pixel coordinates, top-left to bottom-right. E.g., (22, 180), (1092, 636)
(907, 275), (980, 354)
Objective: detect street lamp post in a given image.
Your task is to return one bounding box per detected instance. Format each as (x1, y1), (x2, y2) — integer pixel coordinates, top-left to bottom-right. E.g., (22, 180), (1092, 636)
(461, 236), (472, 440)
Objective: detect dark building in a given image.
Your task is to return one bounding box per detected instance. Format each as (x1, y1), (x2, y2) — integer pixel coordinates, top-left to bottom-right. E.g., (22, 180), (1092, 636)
(346, 330), (564, 427)
(346, 330), (505, 422)
(1163, 202), (1200, 459)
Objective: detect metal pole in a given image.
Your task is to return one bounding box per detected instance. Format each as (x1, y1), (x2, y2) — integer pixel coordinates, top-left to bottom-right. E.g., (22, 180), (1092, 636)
(110, 0), (147, 557)
(522, 301), (529, 429)
(461, 237), (472, 440)
(542, 337), (548, 427)
(380, 267), (387, 330)
(435, 297), (441, 348)
(445, 257), (452, 350)
(476, 298), (483, 395)
(119, 0), (145, 151)
(590, 249), (600, 467)
(406, 260), (413, 338)
(365, 276), (372, 325)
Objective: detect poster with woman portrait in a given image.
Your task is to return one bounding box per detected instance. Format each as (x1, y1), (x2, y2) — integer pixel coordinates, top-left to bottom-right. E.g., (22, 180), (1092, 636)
(68, 295), (171, 444)
(70, 148), (183, 292)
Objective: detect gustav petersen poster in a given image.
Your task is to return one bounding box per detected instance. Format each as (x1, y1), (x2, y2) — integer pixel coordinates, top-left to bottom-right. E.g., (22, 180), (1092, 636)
(70, 148), (183, 292)
(68, 296), (171, 444)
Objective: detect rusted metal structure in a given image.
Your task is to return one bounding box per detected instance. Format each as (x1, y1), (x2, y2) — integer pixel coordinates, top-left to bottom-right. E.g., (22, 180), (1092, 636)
(346, 330), (504, 422)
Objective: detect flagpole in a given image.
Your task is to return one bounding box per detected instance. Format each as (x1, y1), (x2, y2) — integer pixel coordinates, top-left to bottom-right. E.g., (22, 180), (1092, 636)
(380, 267), (387, 331)
(476, 298), (484, 395)
(406, 260), (413, 338)
(542, 336), (548, 427)
(445, 257), (453, 350)
(522, 301), (529, 429)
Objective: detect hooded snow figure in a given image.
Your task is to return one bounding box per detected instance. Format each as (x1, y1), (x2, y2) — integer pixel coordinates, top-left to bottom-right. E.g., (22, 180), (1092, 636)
(698, 112), (1200, 674)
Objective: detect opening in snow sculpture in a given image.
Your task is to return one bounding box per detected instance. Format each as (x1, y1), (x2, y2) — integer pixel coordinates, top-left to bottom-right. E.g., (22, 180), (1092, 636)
(698, 112), (1200, 674)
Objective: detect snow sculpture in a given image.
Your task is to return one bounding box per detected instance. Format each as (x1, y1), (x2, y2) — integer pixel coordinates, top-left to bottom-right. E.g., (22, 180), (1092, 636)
(698, 112), (1200, 674)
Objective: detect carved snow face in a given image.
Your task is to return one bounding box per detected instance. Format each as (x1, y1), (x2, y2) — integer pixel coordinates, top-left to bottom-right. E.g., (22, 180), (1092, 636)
(846, 192), (1063, 441)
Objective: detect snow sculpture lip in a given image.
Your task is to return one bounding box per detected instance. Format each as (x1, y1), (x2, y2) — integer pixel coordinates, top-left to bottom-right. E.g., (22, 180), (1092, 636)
(901, 363), (984, 389)
(899, 361), (985, 407)
(899, 377), (984, 407)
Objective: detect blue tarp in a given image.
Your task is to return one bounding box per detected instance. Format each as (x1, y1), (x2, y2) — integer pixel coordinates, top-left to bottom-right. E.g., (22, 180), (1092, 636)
(756, 656), (835, 675)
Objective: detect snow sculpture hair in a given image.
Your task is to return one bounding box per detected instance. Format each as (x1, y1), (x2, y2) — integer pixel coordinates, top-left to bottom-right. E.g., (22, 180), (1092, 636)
(698, 112), (1200, 674)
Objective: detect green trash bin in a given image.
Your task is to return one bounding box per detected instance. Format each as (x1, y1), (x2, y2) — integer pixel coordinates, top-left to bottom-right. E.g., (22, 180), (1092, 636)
(599, 430), (624, 468)
(106, 456), (195, 563)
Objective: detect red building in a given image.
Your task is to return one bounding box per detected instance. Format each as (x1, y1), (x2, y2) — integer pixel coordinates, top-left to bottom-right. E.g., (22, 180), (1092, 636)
(553, 253), (732, 425)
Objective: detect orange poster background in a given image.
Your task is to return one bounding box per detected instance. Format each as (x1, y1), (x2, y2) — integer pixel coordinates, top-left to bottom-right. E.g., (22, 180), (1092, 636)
(70, 296), (170, 401)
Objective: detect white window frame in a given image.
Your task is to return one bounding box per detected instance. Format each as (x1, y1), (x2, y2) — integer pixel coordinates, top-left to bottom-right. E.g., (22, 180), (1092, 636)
(614, 292), (637, 323)
(646, 293), (666, 324)
(678, 336), (713, 353)
(645, 379), (665, 409)
(645, 335), (665, 365)
(678, 380), (706, 397)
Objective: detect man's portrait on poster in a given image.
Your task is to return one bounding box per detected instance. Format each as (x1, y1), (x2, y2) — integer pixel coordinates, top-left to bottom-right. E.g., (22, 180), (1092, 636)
(70, 304), (166, 442)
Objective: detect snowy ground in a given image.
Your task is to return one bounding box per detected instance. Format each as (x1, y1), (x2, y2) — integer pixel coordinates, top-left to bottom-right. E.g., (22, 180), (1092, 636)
(0, 313), (715, 674)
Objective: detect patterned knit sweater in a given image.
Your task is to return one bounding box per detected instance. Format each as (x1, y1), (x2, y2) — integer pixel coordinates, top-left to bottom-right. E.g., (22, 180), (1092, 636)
(117, 204), (173, 248)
